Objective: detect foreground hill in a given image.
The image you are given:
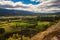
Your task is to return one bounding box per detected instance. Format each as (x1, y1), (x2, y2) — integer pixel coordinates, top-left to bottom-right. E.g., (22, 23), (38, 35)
(31, 22), (60, 40)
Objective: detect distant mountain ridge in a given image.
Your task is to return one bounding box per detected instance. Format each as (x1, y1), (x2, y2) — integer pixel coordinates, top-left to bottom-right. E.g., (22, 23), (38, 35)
(0, 8), (60, 16)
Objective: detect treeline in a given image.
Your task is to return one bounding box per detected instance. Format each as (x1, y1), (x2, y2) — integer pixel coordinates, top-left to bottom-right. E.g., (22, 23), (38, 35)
(0, 15), (60, 22)
(37, 16), (60, 22)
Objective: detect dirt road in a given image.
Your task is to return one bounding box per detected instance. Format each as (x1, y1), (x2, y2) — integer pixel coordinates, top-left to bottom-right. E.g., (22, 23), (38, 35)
(31, 22), (60, 40)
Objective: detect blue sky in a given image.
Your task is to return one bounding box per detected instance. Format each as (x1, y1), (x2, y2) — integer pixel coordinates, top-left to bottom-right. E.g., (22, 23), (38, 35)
(11, 0), (40, 5)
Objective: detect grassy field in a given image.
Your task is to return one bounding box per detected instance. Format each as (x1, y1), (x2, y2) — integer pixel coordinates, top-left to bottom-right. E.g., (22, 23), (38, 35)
(0, 16), (59, 40)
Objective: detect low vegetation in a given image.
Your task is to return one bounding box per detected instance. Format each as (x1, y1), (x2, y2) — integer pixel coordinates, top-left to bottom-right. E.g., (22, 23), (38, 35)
(0, 16), (60, 40)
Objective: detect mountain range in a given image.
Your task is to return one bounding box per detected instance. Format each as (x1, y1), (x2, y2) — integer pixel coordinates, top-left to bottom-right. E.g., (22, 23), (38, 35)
(0, 8), (60, 16)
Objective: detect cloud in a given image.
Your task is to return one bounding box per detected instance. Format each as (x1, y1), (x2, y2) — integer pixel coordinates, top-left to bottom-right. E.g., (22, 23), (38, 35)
(0, 0), (60, 13)
(37, 0), (60, 13)
(30, 0), (40, 2)
(30, 0), (35, 2)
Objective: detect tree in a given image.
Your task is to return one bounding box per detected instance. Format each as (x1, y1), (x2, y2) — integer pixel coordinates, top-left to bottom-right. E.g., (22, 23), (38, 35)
(0, 28), (5, 34)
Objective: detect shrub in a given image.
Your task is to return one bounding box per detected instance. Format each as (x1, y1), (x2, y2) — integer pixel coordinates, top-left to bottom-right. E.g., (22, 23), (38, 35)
(0, 28), (5, 34)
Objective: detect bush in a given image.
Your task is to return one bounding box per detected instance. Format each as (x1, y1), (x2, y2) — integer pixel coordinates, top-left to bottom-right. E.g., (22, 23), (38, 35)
(37, 24), (45, 31)
(0, 28), (5, 34)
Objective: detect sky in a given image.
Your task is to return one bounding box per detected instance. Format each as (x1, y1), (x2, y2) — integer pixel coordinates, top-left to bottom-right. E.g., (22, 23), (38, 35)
(11, 0), (40, 5)
(0, 0), (60, 13)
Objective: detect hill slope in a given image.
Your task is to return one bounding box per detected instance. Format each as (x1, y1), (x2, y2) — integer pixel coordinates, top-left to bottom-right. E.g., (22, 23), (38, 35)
(0, 8), (60, 16)
(31, 22), (60, 40)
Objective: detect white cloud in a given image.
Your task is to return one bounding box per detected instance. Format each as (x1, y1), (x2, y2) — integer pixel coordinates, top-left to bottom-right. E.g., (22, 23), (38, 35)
(30, 0), (35, 2)
(0, 0), (60, 13)
(30, 0), (40, 2)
